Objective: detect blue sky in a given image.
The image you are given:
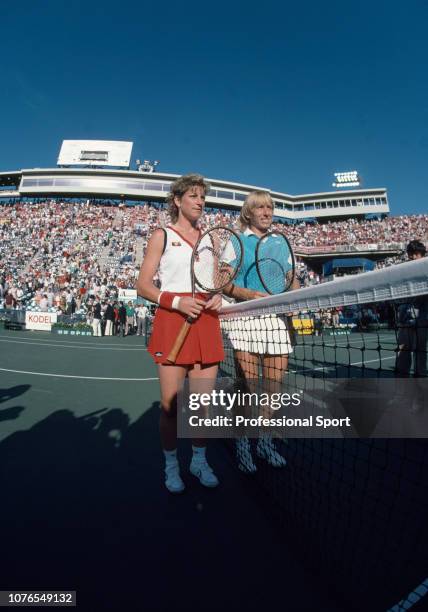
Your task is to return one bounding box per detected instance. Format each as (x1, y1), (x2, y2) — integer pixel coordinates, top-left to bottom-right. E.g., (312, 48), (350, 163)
(1, 0), (427, 215)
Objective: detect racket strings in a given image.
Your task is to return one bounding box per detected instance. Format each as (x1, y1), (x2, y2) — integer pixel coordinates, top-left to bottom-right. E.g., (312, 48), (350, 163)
(193, 228), (242, 292)
(256, 232), (295, 295)
(257, 258), (287, 294)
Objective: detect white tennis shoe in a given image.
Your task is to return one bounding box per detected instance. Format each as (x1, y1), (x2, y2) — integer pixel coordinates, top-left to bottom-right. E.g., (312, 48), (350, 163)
(189, 459), (219, 488)
(165, 463), (185, 494)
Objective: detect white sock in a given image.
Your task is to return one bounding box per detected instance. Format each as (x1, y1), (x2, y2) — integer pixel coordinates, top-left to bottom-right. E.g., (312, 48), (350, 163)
(192, 446), (206, 462)
(164, 449), (178, 467)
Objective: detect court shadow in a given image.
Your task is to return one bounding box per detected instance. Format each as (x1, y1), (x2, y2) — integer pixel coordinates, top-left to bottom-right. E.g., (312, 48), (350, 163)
(0, 405), (25, 422)
(0, 384), (31, 403)
(0, 402), (344, 612)
(0, 385), (30, 423)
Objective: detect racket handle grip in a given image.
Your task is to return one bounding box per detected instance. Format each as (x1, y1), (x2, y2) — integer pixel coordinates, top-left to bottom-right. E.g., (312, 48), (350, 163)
(166, 318), (193, 363)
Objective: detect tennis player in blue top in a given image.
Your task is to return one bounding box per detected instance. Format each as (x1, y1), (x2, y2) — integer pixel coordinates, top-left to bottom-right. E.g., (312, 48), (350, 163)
(224, 190), (300, 473)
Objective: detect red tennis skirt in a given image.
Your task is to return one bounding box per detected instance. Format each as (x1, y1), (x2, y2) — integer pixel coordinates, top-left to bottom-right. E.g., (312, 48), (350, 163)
(148, 294), (224, 365)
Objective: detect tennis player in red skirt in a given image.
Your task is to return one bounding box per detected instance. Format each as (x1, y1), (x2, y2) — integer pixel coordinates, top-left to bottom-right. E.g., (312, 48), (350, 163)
(136, 174), (223, 493)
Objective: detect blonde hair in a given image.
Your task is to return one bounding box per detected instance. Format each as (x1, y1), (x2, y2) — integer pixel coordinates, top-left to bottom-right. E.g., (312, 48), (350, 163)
(239, 190), (274, 230)
(166, 173), (210, 223)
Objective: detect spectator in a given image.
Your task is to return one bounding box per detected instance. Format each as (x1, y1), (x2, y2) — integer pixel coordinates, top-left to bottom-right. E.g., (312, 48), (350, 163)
(39, 294), (49, 312)
(92, 298), (102, 337)
(125, 301), (135, 335)
(135, 303), (148, 336)
(118, 302), (127, 337)
(104, 301), (115, 336)
(396, 240), (428, 378)
(113, 301), (120, 335)
(5, 292), (15, 310)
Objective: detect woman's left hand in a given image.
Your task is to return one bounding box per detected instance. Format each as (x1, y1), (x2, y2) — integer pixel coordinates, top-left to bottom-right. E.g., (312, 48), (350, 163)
(204, 294), (223, 311)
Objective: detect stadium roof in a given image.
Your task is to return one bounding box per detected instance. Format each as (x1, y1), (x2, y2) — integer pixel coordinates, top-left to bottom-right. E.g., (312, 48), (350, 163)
(0, 167), (389, 221)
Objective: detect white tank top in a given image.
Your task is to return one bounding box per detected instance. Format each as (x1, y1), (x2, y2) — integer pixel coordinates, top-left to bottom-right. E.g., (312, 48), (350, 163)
(158, 227), (195, 292)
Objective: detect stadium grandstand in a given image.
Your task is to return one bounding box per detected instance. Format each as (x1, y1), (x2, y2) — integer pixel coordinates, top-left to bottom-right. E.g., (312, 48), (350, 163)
(0, 140), (427, 316)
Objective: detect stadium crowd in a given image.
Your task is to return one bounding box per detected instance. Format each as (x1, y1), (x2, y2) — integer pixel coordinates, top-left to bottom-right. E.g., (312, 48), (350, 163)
(1, 199), (427, 309)
(282, 214), (428, 248)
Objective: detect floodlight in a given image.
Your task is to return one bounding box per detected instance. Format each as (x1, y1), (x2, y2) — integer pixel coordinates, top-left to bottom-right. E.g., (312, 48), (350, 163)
(332, 170), (361, 188)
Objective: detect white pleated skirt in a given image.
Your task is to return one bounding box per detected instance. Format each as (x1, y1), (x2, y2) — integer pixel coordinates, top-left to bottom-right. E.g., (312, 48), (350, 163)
(222, 314), (293, 355)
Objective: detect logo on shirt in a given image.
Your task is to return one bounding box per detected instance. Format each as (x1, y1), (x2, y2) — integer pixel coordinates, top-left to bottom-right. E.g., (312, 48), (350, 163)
(172, 241), (182, 247)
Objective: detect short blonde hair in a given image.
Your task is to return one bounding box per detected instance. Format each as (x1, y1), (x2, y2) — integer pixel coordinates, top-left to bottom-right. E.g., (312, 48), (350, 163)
(239, 190), (274, 230)
(166, 173), (210, 223)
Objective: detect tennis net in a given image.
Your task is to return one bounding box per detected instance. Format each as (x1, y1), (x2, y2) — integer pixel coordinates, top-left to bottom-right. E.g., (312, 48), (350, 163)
(218, 257), (428, 611)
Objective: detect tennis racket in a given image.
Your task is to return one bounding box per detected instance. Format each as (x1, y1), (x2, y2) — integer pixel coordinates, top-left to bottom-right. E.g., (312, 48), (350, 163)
(255, 231), (295, 295)
(255, 231), (296, 345)
(166, 226), (243, 363)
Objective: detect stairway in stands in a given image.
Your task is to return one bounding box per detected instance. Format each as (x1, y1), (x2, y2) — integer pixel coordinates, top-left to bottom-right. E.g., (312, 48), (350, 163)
(98, 245), (112, 274)
(134, 237), (146, 267)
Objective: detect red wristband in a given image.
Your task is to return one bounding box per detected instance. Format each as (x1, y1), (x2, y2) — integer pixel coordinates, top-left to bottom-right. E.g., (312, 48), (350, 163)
(159, 292), (176, 310)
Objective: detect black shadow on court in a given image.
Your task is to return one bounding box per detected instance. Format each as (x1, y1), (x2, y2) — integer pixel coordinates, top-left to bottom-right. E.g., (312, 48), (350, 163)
(0, 400), (345, 612)
(0, 384), (30, 422)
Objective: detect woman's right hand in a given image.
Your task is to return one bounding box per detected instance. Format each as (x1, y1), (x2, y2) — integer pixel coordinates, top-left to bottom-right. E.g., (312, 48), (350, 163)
(176, 296), (205, 318)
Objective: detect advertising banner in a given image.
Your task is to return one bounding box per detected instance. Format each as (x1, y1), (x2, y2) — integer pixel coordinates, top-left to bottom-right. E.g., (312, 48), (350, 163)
(118, 289), (137, 302)
(25, 311), (58, 331)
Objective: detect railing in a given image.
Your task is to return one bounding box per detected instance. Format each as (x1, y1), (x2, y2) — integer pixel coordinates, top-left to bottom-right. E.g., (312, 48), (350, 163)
(0, 308), (26, 323)
(0, 308), (87, 324)
(57, 313), (87, 324)
(294, 242), (405, 255)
